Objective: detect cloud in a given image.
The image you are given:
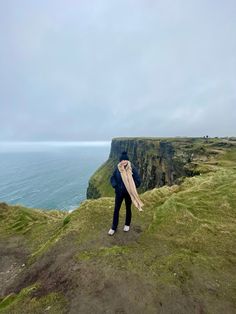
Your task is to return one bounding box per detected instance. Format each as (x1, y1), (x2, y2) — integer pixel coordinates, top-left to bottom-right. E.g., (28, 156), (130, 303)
(0, 0), (235, 141)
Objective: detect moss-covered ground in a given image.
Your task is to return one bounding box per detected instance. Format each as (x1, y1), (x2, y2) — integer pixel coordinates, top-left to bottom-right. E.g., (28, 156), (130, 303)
(0, 143), (236, 313)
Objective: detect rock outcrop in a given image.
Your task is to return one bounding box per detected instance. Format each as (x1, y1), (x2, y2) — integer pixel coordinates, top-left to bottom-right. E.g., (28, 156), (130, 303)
(87, 137), (221, 199)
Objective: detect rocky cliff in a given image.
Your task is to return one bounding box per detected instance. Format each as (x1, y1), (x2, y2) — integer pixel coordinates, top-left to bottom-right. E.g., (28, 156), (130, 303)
(87, 137), (224, 199)
(1, 141), (236, 313)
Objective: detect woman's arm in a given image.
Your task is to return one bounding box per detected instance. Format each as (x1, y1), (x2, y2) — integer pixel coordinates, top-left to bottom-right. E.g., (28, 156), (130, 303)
(110, 168), (118, 188)
(132, 167), (141, 188)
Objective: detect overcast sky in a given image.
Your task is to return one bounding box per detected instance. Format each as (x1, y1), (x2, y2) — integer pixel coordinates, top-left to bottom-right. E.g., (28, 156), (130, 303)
(0, 0), (235, 141)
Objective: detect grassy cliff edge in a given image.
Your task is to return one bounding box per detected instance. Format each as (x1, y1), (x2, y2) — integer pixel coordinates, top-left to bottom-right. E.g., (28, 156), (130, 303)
(0, 138), (236, 313)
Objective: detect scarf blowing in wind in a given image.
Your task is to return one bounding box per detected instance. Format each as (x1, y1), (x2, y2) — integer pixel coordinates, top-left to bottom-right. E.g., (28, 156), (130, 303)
(118, 160), (144, 211)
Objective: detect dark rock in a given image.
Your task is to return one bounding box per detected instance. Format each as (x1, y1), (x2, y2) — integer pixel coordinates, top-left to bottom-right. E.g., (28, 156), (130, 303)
(87, 138), (196, 198)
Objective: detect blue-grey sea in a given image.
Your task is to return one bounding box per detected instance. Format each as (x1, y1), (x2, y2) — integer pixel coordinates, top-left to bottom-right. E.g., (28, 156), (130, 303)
(0, 142), (110, 211)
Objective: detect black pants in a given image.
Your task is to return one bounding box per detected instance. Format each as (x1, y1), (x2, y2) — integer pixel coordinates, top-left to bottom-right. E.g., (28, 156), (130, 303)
(112, 190), (132, 230)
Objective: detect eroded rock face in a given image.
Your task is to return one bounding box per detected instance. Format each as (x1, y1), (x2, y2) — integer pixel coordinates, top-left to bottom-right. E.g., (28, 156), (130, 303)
(109, 139), (179, 190)
(87, 137), (207, 199)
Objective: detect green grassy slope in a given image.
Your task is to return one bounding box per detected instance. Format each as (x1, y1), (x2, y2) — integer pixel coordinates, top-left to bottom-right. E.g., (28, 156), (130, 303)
(0, 147), (236, 313)
(87, 158), (115, 198)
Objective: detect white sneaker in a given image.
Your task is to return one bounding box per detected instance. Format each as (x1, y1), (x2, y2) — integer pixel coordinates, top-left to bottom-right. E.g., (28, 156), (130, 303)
(108, 229), (115, 236)
(123, 225), (130, 232)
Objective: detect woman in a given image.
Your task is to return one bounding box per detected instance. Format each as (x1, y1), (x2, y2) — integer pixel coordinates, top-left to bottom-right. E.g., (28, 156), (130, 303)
(108, 151), (143, 236)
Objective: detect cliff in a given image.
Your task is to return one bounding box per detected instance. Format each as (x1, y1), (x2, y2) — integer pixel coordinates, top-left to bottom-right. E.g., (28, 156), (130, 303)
(87, 137), (230, 199)
(0, 138), (236, 313)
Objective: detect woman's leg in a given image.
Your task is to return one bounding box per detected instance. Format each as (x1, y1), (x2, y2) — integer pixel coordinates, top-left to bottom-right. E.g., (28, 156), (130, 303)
(112, 192), (124, 230)
(124, 192), (132, 226)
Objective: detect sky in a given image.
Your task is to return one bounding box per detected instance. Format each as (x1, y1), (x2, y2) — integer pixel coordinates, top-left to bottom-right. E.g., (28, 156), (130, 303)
(0, 0), (235, 141)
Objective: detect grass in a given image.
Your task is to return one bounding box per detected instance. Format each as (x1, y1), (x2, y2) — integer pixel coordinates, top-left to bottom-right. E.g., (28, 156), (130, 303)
(0, 284), (67, 314)
(87, 158), (115, 198)
(0, 203), (68, 261)
(71, 147), (236, 312)
(1, 143), (236, 313)
(0, 285), (38, 311)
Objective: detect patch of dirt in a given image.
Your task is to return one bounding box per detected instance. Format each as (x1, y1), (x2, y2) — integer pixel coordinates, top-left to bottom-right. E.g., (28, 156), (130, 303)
(0, 236), (29, 297)
(2, 227), (162, 313)
(67, 261), (162, 314)
(3, 224), (143, 298)
(5, 230), (80, 299)
(78, 224), (143, 252)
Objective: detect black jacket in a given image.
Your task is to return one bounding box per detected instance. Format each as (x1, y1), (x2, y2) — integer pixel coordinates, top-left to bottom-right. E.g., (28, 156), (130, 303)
(110, 164), (141, 193)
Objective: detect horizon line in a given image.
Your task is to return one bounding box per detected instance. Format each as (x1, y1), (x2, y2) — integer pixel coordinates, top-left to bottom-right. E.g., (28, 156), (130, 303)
(0, 141), (111, 146)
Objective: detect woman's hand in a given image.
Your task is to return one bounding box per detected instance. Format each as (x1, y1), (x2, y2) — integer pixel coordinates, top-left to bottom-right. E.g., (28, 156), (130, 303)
(120, 160), (128, 169)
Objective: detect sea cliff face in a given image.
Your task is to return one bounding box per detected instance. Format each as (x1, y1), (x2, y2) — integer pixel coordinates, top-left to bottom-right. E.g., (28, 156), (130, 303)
(86, 137), (221, 199)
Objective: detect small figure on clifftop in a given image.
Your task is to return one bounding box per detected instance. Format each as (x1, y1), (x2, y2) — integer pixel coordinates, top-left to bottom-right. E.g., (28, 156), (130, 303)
(108, 151), (143, 236)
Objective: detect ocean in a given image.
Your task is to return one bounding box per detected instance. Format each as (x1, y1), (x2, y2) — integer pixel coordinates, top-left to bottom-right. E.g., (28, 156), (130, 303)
(0, 141), (111, 211)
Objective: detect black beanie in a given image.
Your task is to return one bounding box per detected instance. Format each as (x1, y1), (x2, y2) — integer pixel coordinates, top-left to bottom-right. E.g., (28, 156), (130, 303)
(119, 151), (129, 161)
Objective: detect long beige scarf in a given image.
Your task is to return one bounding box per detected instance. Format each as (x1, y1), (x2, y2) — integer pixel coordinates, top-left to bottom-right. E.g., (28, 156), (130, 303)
(118, 161), (144, 211)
